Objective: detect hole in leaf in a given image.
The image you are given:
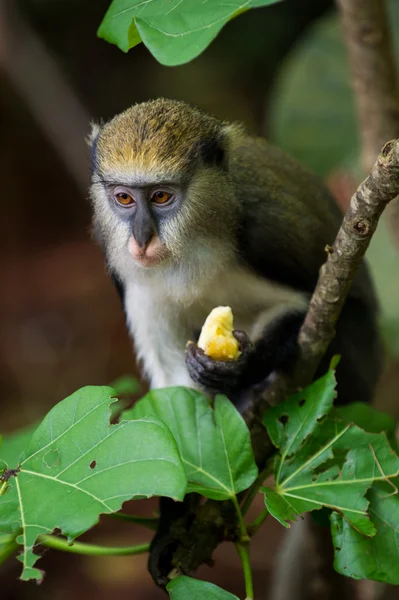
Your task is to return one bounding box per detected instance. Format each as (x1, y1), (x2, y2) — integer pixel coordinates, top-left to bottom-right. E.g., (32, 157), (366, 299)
(89, 460), (97, 469)
(335, 547), (341, 552)
(278, 414), (289, 425)
(43, 448), (60, 468)
(298, 398), (306, 407)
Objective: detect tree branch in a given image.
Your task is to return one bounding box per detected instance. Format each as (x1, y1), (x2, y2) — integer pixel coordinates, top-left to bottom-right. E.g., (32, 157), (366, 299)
(151, 140), (399, 587)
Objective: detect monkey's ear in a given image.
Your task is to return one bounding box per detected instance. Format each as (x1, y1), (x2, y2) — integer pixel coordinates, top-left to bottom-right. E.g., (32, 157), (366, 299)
(86, 122), (101, 173)
(200, 123), (244, 169)
(86, 122), (101, 147)
(200, 132), (227, 168)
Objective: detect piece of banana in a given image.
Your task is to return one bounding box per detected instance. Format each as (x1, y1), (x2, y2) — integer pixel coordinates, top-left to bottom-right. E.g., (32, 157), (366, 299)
(197, 306), (241, 361)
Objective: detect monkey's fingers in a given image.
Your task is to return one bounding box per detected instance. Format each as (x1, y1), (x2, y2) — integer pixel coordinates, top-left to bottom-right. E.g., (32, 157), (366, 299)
(232, 330), (254, 355)
(185, 343), (242, 391)
(186, 342), (238, 372)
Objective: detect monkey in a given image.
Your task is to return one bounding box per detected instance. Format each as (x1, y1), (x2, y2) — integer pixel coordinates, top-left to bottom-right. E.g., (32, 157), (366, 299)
(88, 98), (383, 585)
(89, 98), (382, 406)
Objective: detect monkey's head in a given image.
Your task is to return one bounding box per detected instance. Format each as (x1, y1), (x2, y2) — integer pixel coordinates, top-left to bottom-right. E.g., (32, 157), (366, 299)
(89, 99), (243, 295)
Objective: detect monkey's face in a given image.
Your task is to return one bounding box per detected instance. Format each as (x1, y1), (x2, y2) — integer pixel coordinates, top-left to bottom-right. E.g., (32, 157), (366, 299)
(90, 166), (235, 277)
(89, 99), (241, 292)
(94, 179), (184, 269)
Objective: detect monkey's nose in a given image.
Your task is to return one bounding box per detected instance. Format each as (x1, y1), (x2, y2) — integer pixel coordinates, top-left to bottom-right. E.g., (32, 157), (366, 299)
(136, 237), (152, 252)
(132, 220), (154, 252)
(128, 235), (152, 258)
(128, 235), (164, 268)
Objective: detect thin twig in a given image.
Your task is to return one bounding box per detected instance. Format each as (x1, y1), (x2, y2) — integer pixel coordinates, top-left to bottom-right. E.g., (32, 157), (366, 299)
(107, 512), (159, 531)
(38, 534), (150, 556)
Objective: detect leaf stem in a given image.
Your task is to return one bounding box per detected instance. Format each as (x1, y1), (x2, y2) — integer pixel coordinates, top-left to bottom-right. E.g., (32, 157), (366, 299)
(235, 542), (254, 600)
(248, 507), (269, 537)
(38, 535), (150, 556)
(241, 466), (272, 516)
(107, 512), (159, 531)
(232, 493), (254, 596)
(232, 495), (249, 542)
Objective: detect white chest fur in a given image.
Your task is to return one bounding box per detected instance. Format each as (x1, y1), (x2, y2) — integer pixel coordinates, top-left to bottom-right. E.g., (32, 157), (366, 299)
(124, 264), (306, 389)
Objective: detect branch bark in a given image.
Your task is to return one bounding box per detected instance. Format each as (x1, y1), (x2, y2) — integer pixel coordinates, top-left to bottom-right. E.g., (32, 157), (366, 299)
(151, 140), (399, 587)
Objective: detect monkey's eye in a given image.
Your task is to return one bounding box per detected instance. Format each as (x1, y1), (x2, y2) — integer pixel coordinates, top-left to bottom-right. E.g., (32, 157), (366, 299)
(151, 191), (173, 205)
(115, 192), (135, 206)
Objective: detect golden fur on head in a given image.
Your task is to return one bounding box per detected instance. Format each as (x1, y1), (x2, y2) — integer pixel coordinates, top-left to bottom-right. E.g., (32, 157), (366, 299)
(92, 98), (243, 176)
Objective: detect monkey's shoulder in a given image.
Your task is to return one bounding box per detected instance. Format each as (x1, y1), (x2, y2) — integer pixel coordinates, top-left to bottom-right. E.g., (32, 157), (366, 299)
(229, 136), (375, 302)
(230, 136), (341, 223)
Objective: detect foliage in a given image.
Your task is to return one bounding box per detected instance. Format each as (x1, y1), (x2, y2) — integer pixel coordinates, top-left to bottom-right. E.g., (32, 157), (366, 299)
(97, 0), (282, 66)
(262, 371), (399, 584)
(167, 576), (240, 599)
(331, 479), (399, 584)
(126, 388), (258, 500)
(1, 369), (398, 592)
(0, 424), (37, 468)
(0, 386), (186, 581)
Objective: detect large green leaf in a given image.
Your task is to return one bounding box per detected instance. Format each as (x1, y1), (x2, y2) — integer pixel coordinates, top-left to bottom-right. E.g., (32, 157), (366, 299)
(0, 532), (18, 566)
(126, 387), (258, 500)
(331, 480), (399, 584)
(110, 375), (140, 396)
(262, 373), (399, 534)
(0, 424), (37, 469)
(335, 403), (398, 450)
(0, 386), (186, 581)
(98, 0), (282, 66)
(264, 368), (337, 456)
(167, 576), (239, 599)
(0, 425), (38, 562)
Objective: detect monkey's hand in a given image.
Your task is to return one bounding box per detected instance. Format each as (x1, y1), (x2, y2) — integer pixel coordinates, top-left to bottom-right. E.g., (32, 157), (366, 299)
(185, 330), (255, 396)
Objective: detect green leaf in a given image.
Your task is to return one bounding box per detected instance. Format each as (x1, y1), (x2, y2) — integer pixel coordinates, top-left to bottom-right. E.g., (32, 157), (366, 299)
(335, 403), (398, 449)
(0, 532), (18, 565)
(109, 375), (140, 396)
(0, 424), (37, 468)
(98, 0), (282, 66)
(126, 387), (257, 500)
(264, 368), (337, 456)
(262, 371), (399, 533)
(108, 375), (141, 420)
(0, 386), (186, 581)
(331, 480), (399, 584)
(167, 576), (239, 599)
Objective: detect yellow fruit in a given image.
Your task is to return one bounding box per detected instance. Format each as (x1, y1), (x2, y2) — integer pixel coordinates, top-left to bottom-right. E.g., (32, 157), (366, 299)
(197, 306), (241, 361)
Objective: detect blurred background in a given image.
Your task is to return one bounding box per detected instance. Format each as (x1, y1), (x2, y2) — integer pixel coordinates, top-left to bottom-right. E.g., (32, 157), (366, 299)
(1, 0), (399, 598)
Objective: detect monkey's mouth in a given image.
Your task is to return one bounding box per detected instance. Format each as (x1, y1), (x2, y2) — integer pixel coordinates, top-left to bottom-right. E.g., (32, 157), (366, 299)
(132, 253), (166, 268)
